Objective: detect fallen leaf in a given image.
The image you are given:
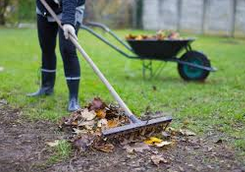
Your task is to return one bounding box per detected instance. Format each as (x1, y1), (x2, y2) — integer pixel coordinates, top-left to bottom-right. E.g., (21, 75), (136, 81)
(72, 121), (78, 126)
(123, 142), (151, 153)
(144, 137), (163, 145)
(105, 104), (120, 119)
(215, 139), (223, 144)
(155, 141), (172, 148)
(151, 155), (168, 166)
(167, 127), (178, 136)
(88, 97), (107, 111)
(107, 119), (120, 128)
(96, 109), (106, 119)
(97, 119), (108, 130)
(78, 120), (95, 130)
(73, 135), (94, 151)
(179, 129), (196, 136)
(46, 140), (60, 147)
(161, 131), (171, 139)
(94, 143), (114, 153)
(73, 128), (88, 135)
(183, 119), (190, 125)
(81, 109), (96, 121)
(63, 112), (82, 126)
(207, 146), (213, 152)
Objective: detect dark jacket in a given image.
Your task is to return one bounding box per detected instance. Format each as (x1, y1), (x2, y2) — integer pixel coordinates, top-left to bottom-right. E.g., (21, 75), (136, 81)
(36, 0), (86, 26)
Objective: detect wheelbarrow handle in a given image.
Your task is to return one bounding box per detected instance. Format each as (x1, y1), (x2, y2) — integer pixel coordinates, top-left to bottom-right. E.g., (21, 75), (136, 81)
(84, 21), (133, 52)
(85, 21), (110, 32)
(39, 0), (140, 123)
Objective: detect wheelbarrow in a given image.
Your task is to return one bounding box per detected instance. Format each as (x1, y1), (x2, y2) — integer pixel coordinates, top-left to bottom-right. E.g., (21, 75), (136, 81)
(81, 22), (217, 81)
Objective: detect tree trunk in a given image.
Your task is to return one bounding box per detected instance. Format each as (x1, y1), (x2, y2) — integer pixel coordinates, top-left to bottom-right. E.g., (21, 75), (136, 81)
(136, 0), (143, 29)
(0, 14), (5, 25)
(0, 0), (10, 25)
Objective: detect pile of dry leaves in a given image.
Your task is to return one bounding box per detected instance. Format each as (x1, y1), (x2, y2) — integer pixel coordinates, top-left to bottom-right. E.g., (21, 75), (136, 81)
(56, 98), (197, 166)
(59, 98), (131, 152)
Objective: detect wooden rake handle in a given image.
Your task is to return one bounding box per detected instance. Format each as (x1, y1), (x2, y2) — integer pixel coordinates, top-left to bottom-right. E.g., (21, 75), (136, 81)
(39, 0), (140, 123)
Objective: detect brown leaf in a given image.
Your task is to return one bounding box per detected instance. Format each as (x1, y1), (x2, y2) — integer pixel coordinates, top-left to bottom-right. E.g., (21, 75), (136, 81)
(151, 155), (168, 166)
(94, 143), (115, 153)
(72, 121), (78, 126)
(161, 131), (171, 139)
(73, 128), (88, 135)
(104, 105), (120, 119)
(107, 119), (120, 128)
(155, 141), (172, 148)
(81, 109), (96, 121)
(96, 109), (106, 119)
(62, 113), (81, 126)
(73, 135), (94, 152)
(123, 143), (151, 153)
(167, 127), (178, 136)
(46, 140), (60, 147)
(78, 120), (95, 130)
(179, 129), (196, 136)
(97, 119), (108, 130)
(88, 97), (107, 111)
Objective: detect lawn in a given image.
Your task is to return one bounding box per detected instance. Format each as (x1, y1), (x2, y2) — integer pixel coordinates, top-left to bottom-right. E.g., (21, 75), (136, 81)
(0, 27), (244, 153)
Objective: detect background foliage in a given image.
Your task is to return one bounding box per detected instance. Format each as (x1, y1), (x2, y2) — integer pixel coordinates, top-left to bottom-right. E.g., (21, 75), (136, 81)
(18, 0), (36, 22)
(0, 0), (140, 28)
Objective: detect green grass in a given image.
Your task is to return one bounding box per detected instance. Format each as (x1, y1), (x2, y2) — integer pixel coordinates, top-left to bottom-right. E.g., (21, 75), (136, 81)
(0, 27), (244, 152)
(47, 140), (72, 164)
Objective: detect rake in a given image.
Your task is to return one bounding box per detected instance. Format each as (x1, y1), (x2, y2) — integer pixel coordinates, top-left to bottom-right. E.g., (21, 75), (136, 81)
(40, 0), (172, 138)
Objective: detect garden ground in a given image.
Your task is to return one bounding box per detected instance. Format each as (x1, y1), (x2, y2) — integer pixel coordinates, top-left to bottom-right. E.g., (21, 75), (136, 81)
(0, 28), (244, 171)
(0, 100), (244, 172)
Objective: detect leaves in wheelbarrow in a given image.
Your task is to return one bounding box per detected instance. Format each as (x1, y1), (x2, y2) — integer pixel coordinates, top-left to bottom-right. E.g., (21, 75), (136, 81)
(125, 30), (183, 41)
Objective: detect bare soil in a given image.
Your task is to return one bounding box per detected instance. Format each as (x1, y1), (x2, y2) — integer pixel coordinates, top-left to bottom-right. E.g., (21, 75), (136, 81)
(0, 100), (244, 172)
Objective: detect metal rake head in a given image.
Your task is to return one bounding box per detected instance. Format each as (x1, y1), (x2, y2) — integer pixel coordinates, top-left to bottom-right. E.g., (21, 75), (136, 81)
(102, 116), (172, 139)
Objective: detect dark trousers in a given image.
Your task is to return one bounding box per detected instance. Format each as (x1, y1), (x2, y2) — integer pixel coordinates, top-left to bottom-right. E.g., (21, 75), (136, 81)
(37, 14), (80, 80)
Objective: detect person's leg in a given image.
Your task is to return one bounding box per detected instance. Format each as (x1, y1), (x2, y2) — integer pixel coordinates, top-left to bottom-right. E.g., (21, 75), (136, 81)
(28, 15), (58, 97)
(59, 25), (81, 111)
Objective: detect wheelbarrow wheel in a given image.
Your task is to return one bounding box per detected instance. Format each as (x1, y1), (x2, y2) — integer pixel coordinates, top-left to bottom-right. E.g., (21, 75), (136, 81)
(178, 51), (211, 81)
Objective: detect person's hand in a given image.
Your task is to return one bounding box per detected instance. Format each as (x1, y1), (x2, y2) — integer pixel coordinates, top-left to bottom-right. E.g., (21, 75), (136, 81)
(63, 24), (78, 40)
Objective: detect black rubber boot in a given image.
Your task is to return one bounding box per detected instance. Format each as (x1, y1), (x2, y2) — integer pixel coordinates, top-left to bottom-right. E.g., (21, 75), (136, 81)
(67, 80), (80, 112)
(27, 71), (55, 97)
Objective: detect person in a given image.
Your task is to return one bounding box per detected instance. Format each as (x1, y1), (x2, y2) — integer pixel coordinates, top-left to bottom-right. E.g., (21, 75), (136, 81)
(27, 0), (86, 112)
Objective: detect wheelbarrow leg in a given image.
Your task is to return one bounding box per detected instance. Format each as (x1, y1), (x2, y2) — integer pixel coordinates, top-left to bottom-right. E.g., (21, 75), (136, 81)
(142, 60), (153, 80)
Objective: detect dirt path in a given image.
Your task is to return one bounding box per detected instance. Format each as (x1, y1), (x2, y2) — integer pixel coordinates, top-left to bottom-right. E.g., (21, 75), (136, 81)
(0, 100), (59, 172)
(0, 100), (244, 172)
